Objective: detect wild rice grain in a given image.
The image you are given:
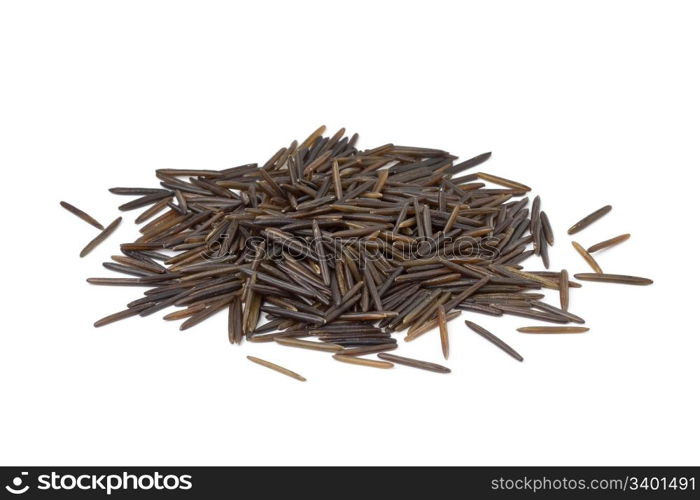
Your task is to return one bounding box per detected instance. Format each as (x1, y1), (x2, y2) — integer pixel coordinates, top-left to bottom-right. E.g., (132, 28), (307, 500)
(517, 326), (589, 334)
(246, 355), (306, 382)
(377, 353), (451, 374)
(437, 305), (449, 359)
(80, 217), (122, 258)
(568, 205), (612, 235)
(465, 320), (524, 362)
(573, 273), (654, 286)
(332, 354), (394, 369)
(275, 338), (344, 352)
(559, 269), (570, 312)
(571, 241), (604, 274)
(60, 201), (104, 230)
(587, 233), (631, 253)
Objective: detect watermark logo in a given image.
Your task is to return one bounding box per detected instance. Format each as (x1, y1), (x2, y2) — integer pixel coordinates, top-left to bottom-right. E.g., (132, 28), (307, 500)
(201, 234), (501, 263)
(5, 472), (29, 495)
(3, 471), (193, 496)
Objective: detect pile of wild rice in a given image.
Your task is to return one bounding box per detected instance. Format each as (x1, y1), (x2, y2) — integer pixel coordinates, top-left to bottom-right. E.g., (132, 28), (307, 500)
(61, 126), (652, 380)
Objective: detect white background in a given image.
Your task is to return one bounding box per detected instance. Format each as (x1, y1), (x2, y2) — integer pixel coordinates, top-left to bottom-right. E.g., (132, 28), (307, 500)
(1, 1), (698, 466)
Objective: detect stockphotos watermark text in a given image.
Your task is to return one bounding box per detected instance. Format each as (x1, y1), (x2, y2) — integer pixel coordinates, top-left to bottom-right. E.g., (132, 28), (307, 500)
(4, 471), (192, 495)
